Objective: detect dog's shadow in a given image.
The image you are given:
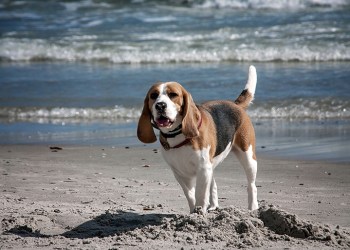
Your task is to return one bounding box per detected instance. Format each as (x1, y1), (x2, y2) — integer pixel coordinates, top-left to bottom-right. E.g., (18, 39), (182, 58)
(7, 210), (174, 239)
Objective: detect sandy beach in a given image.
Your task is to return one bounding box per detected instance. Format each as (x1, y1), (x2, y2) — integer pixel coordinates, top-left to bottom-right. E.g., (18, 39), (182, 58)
(1, 144), (349, 249)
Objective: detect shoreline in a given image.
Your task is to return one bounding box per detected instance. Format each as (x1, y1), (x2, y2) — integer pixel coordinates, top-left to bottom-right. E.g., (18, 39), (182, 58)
(1, 118), (350, 164)
(1, 144), (349, 249)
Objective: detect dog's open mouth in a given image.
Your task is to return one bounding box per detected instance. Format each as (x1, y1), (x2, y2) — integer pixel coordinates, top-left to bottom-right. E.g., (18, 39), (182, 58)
(156, 115), (174, 128)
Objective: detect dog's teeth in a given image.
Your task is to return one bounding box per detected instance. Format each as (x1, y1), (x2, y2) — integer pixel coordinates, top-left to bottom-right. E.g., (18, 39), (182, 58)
(157, 117), (171, 127)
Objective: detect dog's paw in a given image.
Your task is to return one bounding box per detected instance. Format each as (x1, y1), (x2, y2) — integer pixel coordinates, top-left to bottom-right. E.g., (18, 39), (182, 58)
(207, 206), (219, 212)
(192, 206), (205, 215)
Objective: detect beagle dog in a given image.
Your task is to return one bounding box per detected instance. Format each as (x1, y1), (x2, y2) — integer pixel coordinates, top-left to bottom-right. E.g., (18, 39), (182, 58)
(137, 66), (258, 213)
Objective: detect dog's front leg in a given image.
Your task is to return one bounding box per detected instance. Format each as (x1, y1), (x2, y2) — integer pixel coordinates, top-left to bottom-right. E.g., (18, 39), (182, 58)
(173, 172), (196, 212)
(208, 176), (219, 211)
(194, 165), (213, 213)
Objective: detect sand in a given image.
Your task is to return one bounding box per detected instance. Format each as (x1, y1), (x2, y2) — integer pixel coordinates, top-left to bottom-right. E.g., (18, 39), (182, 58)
(1, 145), (349, 249)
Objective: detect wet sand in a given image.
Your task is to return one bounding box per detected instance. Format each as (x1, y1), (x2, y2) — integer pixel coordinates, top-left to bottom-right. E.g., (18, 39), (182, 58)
(1, 145), (349, 249)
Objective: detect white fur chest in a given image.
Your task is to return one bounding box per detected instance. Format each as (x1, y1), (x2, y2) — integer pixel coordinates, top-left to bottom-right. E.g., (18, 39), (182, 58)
(161, 144), (208, 178)
(160, 140), (232, 178)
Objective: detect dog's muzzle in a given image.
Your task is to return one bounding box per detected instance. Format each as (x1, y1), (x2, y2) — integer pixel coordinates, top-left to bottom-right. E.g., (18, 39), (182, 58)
(154, 102), (174, 127)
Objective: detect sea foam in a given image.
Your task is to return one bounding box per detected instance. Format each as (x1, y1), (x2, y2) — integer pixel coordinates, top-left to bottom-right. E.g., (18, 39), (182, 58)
(1, 99), (349, 124)
(1, 38), (349, 63)
(195, 0), (349, 9)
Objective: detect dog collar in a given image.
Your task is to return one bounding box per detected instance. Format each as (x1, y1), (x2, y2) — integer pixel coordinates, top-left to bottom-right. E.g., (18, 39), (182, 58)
(159, 116), (202, 151)
(160, 136), (191, 151)
(151, 120), (183, 138)
(160, 125), (183, 138)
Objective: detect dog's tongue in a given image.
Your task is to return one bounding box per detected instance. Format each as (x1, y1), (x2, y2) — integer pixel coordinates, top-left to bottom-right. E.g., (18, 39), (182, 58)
(157, 117), (171, 127)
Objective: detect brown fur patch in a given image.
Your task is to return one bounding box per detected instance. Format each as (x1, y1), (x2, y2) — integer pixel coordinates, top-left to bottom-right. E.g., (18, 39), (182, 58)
(233, 110), (256, 160)
(234, 89), (254, 109)
(189, 108), (217, 160)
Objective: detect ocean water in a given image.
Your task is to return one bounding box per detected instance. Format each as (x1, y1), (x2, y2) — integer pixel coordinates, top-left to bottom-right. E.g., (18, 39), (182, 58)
(1, 0), (349, 162)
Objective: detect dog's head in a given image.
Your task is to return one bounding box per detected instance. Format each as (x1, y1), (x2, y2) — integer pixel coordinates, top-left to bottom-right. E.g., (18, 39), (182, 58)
(137, 82), (201, 143)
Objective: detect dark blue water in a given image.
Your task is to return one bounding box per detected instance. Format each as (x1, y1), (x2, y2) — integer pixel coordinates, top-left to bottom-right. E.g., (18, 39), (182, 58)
(1, 62), (349, 118)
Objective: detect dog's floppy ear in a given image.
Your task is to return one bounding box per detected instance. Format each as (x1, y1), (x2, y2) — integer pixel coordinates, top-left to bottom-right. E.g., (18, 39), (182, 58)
(137, 96), (157, 143)
(181, 89), (201, 138)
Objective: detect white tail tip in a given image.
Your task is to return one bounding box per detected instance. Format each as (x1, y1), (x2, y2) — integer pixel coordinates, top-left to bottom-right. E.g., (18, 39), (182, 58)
(245, 65), (257, 96)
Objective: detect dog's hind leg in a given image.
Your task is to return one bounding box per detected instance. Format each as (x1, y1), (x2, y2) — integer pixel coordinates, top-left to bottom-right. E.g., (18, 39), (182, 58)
(233, 145), (258, 210)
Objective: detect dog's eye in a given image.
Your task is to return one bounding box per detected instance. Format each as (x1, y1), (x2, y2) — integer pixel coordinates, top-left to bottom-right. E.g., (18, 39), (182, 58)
(168, 92), (178, 99)
(150, 93), (159, 100)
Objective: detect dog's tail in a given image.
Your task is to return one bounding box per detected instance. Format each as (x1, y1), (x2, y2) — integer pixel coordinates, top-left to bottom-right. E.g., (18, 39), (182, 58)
(234, 65), (257, 109)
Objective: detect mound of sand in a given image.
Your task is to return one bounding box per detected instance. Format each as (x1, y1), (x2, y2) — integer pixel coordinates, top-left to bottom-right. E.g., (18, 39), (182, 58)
(111, 204), (350, 248)
(2, 204), (349, 249)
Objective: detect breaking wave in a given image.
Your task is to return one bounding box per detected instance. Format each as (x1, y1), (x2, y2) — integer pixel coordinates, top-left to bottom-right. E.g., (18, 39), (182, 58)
(0, 106), (141, 124)
(249, 98), (350, 120)
(1, 38), (349, 63)
(193, 0), (349, 9)
(1, 99), (349, 124)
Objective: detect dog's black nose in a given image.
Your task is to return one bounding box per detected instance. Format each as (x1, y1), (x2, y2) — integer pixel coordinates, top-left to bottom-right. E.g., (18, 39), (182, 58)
(155, 102), (167, 112)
